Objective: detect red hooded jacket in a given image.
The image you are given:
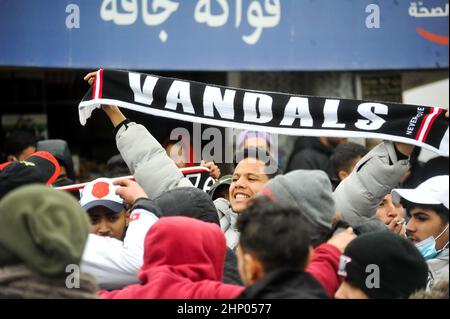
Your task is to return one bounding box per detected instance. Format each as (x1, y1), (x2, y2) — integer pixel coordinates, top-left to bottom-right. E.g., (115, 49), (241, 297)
(99, 216), (244, 299)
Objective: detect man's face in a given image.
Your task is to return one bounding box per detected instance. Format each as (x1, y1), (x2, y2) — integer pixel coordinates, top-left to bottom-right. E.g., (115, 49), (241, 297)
(335, 281), (369, 299)
(406, 207), (449, 250)
(375, 194), (405, 224)
(87, 206), (129, 240)
(229, 158), (269, 214)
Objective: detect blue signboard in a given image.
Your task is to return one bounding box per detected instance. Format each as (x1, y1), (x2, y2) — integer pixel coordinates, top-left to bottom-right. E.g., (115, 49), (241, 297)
(0, 0), (448, 70)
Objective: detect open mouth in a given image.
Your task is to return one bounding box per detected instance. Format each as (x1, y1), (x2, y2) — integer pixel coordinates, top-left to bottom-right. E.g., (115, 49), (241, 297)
(234, 192), (251, 201)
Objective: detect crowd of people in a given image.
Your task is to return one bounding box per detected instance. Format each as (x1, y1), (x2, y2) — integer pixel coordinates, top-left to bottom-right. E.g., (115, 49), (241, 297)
(0, 72), (448, 300)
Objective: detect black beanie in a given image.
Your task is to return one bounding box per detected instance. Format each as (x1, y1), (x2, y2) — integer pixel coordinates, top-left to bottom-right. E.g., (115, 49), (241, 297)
(340, 231), (428, 299)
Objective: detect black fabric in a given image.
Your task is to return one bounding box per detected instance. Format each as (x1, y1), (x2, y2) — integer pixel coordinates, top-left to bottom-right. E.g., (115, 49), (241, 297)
(130, 198), (162, 218)
(286, 137), (333, 172)
(238, 268), (329, 299)
(0, 162), (44, 199)
(223, 248), (243, 286)
(343, 231), (428, 299)
(113, 118), (131, 137)
(79, 69), (449, 157)
(332, 219), (388, 237)
(155, 187), (220, 225)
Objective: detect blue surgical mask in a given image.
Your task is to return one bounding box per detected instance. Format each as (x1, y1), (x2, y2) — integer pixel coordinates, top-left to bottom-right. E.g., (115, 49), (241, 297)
(415, 224), (449, 260)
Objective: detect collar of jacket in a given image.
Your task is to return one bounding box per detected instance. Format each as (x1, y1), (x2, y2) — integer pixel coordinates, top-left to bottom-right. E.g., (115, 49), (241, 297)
(238, 267), (329, 299)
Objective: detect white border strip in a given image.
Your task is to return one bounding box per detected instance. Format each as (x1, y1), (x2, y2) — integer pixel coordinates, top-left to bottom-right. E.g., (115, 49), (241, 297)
(94, 70), (101, 99)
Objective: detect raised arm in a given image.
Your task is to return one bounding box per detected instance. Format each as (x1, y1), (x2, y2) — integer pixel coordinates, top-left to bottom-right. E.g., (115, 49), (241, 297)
(83, 71), (193, 199)
(333, 141), (412, 228)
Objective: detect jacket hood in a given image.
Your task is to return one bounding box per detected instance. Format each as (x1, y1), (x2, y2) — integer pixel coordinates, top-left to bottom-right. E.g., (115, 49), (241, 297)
(117, 216), (244, 299)
(155, 187), (220, 226)
(261, 170), (335, 243)
(37, 140), (74, 180)
(141, 217), (225, 281)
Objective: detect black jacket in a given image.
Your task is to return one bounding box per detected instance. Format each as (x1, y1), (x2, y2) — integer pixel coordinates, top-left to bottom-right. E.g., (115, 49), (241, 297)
(238, 268), (329, 299)
(286, 137), (333, 172)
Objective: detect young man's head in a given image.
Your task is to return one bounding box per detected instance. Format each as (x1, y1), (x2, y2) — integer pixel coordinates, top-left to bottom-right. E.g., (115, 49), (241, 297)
(3, 130), (37, 162)
(392, 175), (449, 259)
(79, 178), (129, 240)
(259, 169), (336, 247)
(375, 194), (405, 225)
(37, 139), (75, 183)
(329, 142), (368, 184)
(230, 148), (282, 214)
(236, 197), (312, 286)
(335, 231), (428, 299)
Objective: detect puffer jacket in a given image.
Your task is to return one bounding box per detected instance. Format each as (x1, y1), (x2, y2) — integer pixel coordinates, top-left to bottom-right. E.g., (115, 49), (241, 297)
(116, 122), (193, 200)
(427, 248), (449, 290)
(333, 141), (410, 228)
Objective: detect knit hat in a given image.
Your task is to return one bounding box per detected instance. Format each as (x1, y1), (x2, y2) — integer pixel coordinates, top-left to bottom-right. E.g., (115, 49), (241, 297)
(0, 185), (90, 276)
(260, 170), (335, 238)
(338, 231), (428, 299)
(0, 151), (61, 199)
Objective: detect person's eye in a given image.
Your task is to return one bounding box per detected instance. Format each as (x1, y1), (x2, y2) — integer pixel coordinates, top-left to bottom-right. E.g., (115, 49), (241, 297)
(90, 218), (99, 224)
(109, 216), (119, 222)
(415, 215), (428, 222)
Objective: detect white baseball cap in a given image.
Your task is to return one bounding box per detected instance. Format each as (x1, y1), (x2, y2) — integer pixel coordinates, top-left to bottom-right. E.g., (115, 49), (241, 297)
(79, 177), (125, 213)
(392, 175), (449, 209)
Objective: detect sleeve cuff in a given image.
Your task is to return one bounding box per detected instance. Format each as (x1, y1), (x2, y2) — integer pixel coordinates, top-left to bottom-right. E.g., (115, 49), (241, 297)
(113, 118), (131, 137)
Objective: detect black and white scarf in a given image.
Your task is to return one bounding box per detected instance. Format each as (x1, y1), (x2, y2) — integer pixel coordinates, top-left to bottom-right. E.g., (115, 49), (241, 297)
(79, 69), (449, 156)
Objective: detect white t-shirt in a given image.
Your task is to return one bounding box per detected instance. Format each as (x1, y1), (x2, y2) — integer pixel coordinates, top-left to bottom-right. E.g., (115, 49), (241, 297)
(81, 208), (159, 290)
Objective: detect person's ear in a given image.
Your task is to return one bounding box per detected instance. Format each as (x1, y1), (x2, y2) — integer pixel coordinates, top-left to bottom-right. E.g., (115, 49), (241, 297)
(242, 253), (265, 286)
(338, 170), (349, 181)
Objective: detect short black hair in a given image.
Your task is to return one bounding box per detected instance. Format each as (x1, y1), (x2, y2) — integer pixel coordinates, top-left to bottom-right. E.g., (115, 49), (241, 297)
(234, 147), (282, 180)
(330, 142), (367, 176)
(237, 196), (311, 273)
(3, 130), (36, 159)
(104, 154), (130, 178)
(402, 200), (449, 226)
